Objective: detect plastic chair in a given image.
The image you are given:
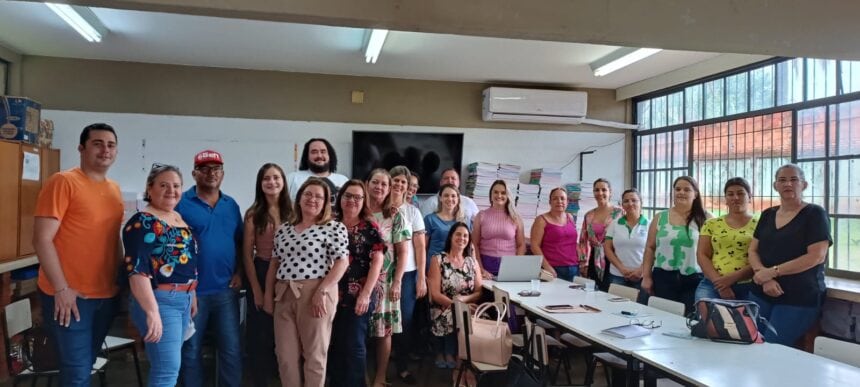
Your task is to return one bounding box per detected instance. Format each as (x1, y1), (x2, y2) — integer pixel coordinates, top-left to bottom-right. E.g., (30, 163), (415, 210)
(493, 285), (525, 348)
(608, 283), (640, 301)
(647, 296), (685, 316)
(814, 336), (860, 367)
(572, 276), (597, 290)
(103, 335), (143, 387)
(3, 298), (108, 386)
(454, 301), (508, 387)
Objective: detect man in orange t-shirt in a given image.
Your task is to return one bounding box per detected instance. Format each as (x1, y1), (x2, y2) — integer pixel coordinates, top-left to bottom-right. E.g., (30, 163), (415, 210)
(33, 123), (124, 387)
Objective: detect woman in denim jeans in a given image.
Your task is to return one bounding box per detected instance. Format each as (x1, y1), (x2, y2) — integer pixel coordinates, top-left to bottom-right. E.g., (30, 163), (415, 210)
(695, 177), (757, 305)
(748, 164), (831, 346)
(124, 164), (198, 387)
(531, 187), (580, 281)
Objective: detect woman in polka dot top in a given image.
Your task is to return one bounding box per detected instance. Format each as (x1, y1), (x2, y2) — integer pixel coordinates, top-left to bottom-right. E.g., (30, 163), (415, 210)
(263, 177), (349, 387)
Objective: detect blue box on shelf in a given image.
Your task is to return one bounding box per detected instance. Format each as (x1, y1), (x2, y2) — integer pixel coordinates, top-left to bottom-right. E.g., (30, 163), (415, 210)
(0, 96), (42, 144)
(10, 264), (39, 280)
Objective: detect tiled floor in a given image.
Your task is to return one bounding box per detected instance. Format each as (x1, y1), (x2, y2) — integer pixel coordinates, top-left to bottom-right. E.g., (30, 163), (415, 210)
(3, 345), (607, 386)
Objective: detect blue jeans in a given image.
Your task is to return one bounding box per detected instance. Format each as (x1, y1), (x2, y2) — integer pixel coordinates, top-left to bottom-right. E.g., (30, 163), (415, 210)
(436, 332), (457, 356)
(39, 291), (118, 387)
(553, 265), (580, 282)
(394, 270), (418, 373)
(180, 288), (242, 387)
(651, 268), (703, 316)
(694, 278), (753, 302)
(606, 273), (647, 303)
(329, 299), (376, 387)
(748, 293), (821, 347)
(130, 290), (193, 387)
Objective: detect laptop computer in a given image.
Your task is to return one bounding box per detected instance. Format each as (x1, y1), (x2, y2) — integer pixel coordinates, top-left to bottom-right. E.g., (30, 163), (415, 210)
(495, 255), (543, 282)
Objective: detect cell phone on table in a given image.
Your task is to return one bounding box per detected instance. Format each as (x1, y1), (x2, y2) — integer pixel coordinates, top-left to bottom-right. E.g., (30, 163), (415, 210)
(569, 284), (586, 289)
(544, 304), (573, 310)
(608, 297), (628, 302)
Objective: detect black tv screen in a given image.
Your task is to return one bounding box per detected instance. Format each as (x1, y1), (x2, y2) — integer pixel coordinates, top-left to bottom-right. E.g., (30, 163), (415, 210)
(352, 131), (464, 194)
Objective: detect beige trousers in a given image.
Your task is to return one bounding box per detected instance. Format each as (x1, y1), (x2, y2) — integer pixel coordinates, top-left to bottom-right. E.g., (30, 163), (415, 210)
(273, 278), (337, 387)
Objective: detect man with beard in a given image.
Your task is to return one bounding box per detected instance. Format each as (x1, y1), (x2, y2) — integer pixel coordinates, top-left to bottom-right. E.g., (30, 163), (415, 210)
(177, 149), (244, 387)
(33, 123), (123, 386)
(287, 138), (349, 203)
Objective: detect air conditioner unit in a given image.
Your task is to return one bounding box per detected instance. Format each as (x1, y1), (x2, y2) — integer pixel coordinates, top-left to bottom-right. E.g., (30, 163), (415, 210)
(482, 87), (587, 125)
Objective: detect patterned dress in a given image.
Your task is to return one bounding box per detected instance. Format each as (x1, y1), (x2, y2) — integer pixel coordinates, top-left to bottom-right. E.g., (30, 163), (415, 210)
(430, 253), (478, 337)
(339, 219), (386, 308)
(369, 211), (412, 337)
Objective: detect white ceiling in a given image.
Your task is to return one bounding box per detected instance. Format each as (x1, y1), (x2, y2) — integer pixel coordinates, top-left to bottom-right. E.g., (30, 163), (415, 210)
(0, 1), (722, 89)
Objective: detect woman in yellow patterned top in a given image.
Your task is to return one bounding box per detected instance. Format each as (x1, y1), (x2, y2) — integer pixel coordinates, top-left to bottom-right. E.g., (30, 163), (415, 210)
(695, 177), (757, 302)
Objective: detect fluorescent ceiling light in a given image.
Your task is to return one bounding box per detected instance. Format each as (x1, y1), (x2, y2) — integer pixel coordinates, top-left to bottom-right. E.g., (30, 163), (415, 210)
(591, 47), (662, 77)
(364, 29), (389, 64)
(45, 3), (107, 43)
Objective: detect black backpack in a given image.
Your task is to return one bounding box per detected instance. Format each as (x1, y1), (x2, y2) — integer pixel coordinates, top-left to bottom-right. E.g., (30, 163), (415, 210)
(23, 326), (59, 371)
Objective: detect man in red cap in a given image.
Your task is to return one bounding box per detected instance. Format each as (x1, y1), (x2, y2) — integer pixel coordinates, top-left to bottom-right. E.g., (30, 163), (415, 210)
(177, 149), (244, 387)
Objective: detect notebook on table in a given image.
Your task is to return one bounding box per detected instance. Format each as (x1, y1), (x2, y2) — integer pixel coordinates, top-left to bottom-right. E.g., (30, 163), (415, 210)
(601, 324), (651, 339)
(495, 255), (543, 282)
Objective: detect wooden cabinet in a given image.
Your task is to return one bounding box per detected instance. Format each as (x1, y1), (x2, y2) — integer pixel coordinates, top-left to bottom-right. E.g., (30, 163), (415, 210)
(0, 141), (60, 262)
(0, 141), (18, 261)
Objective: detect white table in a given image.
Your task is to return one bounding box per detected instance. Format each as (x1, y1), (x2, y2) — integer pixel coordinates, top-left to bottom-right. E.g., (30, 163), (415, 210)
(486, 280), (701, 353)
(486, 280), (699, 386)
(634, 343), (860, 387)
(485, 280), (860, 387)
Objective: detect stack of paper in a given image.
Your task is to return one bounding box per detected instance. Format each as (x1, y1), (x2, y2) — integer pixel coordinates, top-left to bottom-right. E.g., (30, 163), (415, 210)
(529, 168), (562, 187)
(465, 162), (499, 210)
(516, 183), (540, 232)
(576, 181), (597, 223)
(565, 183), (582, 223)
(497, 163), (521, 190)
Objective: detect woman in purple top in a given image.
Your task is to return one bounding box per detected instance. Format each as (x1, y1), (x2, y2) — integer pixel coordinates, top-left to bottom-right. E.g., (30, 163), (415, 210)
(531, 187), (580, 281)
(472, 180), (526, 279)
(241, 163), (292, 387)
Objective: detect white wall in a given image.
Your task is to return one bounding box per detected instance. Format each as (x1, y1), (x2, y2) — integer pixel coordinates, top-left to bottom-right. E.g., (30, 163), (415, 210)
(45, 110), (626, 211)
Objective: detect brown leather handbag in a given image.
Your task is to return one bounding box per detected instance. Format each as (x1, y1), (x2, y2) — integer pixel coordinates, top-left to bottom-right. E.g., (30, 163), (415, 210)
(458, 302), (513, 366)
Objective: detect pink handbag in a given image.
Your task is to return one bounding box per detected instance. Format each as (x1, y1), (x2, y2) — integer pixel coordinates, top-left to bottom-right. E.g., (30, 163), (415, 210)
(458, 302), (513, 366)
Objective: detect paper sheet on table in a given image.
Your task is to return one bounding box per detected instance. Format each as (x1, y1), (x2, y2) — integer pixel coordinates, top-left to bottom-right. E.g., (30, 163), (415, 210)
(539, 305), (600, 313)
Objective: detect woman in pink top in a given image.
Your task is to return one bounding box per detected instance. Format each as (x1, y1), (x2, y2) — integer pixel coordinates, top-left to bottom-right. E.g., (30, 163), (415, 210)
(242, 163), (293, 387)
(578, 178), (623, 291)
(531, 187), (580, 281)
(472, 180), (526, 279)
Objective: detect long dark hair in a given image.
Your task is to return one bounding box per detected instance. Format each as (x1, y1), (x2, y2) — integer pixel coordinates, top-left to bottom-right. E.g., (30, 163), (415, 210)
(673, 176), (706, 229)
(246, 163), (292, 235)
(298, 138), (338, 172)
(334, 179), (372, 222)
(443, 222), (473, 258)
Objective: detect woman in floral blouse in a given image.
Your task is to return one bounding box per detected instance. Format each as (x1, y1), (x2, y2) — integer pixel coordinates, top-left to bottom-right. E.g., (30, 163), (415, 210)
(328, 180), (384, 387)
(124, 164), (197, 387)
(428, 222), (483, 369)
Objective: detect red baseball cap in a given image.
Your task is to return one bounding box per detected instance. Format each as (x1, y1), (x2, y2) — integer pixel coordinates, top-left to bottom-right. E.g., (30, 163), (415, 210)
(194, 149), (223, 167)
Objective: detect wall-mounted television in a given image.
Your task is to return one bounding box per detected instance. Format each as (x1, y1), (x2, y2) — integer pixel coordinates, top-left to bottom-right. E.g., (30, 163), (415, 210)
(352, 131), (464, 194)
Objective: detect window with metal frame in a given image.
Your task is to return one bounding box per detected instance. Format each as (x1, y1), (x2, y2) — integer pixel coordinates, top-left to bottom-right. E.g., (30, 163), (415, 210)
(633, 57), (860, 278)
